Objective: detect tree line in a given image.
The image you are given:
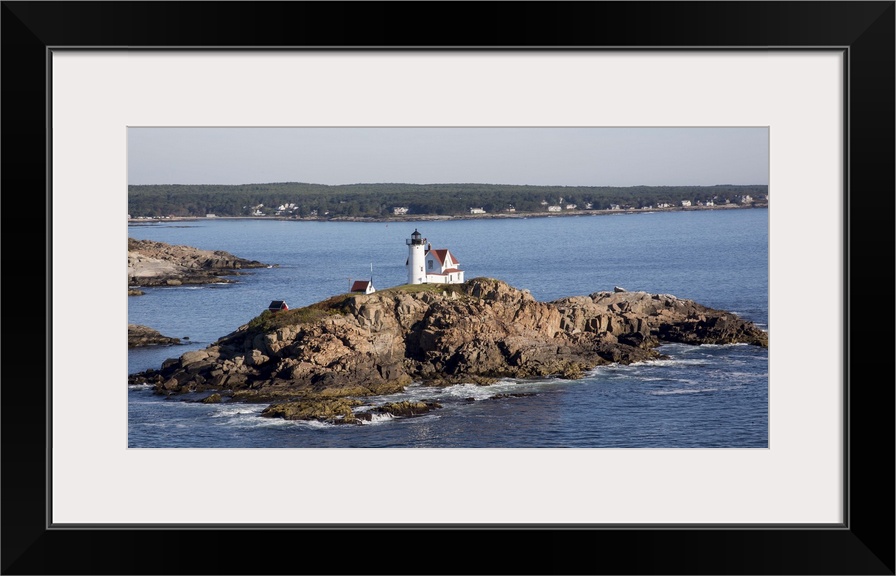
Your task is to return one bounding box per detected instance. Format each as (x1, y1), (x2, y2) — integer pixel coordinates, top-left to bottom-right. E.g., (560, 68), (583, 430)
(127, 182), (769, 218)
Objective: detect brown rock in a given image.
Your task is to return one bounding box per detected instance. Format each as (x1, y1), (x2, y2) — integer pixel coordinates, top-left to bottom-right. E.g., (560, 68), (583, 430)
(261, 398), (363, 424)
(128, 278), (768, 416)
(128, 324), (181, 348)
(128, 238), (269, 288)
(371, 401), (442, 418)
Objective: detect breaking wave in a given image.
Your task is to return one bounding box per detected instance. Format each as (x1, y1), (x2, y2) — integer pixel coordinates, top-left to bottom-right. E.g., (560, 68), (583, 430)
(128, 383), (154, 390)
(359, 413), (395, 425)
(209, 405), (265, 418)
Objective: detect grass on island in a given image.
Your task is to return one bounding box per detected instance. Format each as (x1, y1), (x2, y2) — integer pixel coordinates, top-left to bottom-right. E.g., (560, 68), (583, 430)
(246, 293), (354, 332)
(378, 282), (467, 295)
(245, 281), (470, 332)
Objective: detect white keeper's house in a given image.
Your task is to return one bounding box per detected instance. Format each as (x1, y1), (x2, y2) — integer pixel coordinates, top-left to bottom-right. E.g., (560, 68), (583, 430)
(405, 229), (465, 285)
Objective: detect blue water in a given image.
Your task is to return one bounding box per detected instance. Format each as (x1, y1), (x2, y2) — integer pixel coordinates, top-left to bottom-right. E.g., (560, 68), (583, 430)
(128, 209), (768, 448)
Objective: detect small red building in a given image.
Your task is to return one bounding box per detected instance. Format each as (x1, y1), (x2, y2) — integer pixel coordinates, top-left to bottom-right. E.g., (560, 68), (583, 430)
(350, 280), (376, 295)
(267, 300), (288, 312)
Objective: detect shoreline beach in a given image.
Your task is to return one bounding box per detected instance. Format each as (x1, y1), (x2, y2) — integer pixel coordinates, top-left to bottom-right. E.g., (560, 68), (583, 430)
(128, 202), (767, 224)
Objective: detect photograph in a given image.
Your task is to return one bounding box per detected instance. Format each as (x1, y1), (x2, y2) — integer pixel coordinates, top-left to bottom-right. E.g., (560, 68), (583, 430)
(3, 1), (892, 574)
(126, 127), (771, 449)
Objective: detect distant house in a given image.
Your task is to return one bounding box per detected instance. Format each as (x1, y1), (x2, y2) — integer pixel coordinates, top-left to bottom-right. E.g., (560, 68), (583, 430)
(267, 300), (289, 312)
(393, 207), (409, 215)
(547, 205), (562, 212)
(681, 200), (692, 207)
(350, 280), (376, 294)
(469, 207), (486, 214)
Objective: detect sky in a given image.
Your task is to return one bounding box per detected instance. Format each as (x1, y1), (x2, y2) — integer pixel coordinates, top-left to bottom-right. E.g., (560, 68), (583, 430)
(127, 127), (769, 187)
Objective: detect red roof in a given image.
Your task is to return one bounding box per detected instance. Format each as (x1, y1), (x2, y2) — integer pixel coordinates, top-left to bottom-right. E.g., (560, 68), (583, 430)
(426, 248), (459, 266)
(350, 280), (370, 292)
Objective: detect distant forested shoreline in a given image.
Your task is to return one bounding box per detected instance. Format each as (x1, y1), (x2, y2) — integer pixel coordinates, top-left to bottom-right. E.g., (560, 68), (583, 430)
(128, 182), (769, 219)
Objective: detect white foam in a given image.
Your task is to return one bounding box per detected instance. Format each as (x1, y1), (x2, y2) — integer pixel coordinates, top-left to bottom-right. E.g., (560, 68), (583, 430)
(440, 383), (497, 401)
(210, 405), (265, 418)
(271, 418), (334, 429)
(641, 358), (709, 367)
(360, 413), (394, 425)
(439, 377), (558, 400)
(360, 387), (438, 404)
(213, 409), (334, 429)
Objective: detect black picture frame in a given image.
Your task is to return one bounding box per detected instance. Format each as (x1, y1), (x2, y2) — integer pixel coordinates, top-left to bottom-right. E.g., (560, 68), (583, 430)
(2, 2), (893, 574)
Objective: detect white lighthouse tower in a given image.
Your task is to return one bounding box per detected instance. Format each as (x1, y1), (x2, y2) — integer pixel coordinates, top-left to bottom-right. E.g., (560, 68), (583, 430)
(406, 229), (426, 284)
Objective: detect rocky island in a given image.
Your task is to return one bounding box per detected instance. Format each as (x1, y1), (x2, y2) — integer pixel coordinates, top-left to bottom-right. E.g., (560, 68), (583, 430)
(128, 238), (272, 347)
(128, 238), (269, 289)
(129, 278), (768, 425)
(128, 324), (182, 348)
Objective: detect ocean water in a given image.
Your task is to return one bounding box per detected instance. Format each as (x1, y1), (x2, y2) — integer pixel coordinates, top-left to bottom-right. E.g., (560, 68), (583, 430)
(128, 208), (768, 448)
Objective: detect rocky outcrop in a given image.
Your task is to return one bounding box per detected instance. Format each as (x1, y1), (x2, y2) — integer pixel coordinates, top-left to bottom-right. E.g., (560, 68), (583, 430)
(128, 238), (270, 287)
(128, 278), (767, 424)
(128, 324), (181, 348)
